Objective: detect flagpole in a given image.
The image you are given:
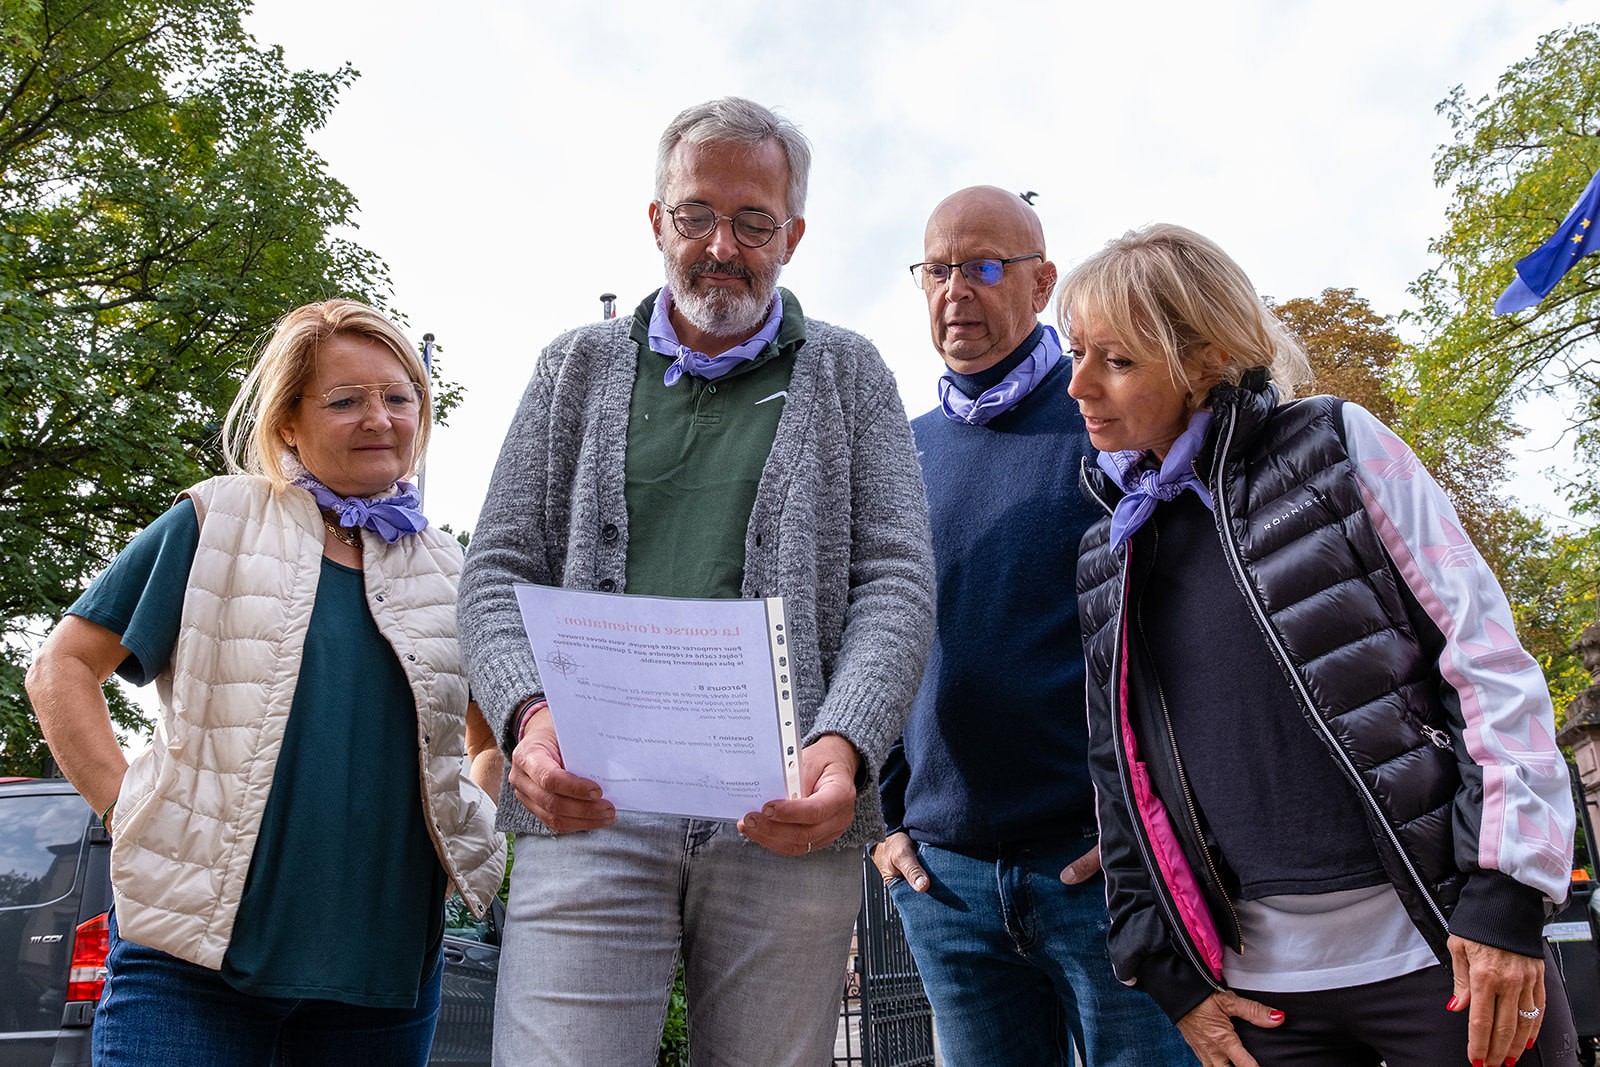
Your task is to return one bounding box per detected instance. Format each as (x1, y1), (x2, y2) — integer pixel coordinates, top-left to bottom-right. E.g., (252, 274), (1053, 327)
(418, 332), (435, 504)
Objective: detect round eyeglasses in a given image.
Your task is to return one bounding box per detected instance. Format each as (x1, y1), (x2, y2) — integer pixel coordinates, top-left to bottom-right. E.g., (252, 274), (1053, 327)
(660, 202), (796, 249)
(298, 381), (423, 421)
(909, 254), (1043, 290)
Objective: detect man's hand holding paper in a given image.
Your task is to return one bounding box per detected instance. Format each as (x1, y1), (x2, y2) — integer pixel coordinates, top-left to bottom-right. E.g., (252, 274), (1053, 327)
(737, 733), (860, 856)
(509, 706), (616, 833)
(512, 585), (805, 822)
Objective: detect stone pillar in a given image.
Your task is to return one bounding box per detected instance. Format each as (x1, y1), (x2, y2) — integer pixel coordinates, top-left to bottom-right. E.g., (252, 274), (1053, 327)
(1558, 623), (1600, 842)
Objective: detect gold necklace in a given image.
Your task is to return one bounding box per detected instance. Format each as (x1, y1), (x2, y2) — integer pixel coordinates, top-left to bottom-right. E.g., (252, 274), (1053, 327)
(323, 517), (361, 548)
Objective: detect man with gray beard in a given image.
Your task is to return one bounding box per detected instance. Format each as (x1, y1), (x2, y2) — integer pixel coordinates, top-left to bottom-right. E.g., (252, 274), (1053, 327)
(458, 97), (934, 1066)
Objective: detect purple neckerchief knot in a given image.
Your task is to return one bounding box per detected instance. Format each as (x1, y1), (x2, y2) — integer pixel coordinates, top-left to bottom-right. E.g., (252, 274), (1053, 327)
(648, 287), (783, 387)
(938, 325), (1063, 426)
(294, 473), (429, 543)
(1098, 410), (1214, 553)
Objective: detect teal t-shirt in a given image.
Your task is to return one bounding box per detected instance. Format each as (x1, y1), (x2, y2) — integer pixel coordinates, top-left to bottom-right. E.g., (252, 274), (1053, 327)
(71, 498), (447, 1007)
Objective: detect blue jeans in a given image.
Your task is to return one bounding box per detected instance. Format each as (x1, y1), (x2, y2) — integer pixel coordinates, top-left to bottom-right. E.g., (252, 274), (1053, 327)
(888, 839), (1195, 1067)
(494, 812), (861, 1067)
(93, 910), (442, 1066)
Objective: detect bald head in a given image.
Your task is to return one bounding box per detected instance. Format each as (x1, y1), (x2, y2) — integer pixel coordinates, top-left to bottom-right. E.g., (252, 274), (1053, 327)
(921, 186), (1056, 374)
(925, 185), (1047, 256)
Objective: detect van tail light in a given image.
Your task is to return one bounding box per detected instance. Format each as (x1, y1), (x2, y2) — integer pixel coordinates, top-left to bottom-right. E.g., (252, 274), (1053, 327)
(67, 912), (110, 1002)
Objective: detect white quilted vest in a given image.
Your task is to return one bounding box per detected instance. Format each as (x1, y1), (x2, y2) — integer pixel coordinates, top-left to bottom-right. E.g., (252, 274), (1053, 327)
(110, 476), (504, 968)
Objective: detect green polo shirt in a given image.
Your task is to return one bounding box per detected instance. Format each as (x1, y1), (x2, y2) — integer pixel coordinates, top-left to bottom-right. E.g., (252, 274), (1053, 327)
(623, 288), (803, 599)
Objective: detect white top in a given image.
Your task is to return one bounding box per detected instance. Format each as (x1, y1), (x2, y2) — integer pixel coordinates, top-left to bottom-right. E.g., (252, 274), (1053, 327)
(1221, 884), (1439, 993)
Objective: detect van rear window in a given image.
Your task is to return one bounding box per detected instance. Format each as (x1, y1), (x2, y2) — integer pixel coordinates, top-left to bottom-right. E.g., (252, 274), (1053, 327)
(0, 794), (89, 908)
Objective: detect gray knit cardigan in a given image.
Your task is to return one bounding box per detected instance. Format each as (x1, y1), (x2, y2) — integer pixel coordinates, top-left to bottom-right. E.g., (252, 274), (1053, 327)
(458, 309), (935, 845)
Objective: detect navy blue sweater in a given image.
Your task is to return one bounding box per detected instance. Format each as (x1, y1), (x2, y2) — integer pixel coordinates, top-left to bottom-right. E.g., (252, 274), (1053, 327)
(880, 340), (1100, 851)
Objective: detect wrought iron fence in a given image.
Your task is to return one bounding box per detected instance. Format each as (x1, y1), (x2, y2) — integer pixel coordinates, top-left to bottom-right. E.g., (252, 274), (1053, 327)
(834, 853), (935, 1066)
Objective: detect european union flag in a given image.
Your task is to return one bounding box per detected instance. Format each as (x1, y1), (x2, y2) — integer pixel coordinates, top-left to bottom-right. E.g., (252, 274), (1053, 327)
(1495, 163), (1600, 315)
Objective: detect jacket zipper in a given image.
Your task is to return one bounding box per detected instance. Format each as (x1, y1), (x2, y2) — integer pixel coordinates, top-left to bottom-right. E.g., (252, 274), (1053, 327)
(1083, 461), (1226, 993)
(1139, 601), (1244, 952)
(1205, 406), (1451, 937)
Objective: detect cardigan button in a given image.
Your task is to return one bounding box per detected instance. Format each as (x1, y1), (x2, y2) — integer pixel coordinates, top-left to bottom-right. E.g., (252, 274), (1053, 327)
(598, 578), (617, 593)
(601, 523), (619, 543)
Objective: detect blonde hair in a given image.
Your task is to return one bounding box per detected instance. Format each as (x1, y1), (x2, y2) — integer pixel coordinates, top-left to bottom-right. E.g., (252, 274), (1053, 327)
(221, 299), (430, 490)
(1056, 223), (1311, 405)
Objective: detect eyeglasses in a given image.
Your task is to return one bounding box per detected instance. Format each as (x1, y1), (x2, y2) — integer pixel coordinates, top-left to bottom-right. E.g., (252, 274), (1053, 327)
(298, 381), (423, 420)
(660, 202), (796, 249)
(909, 254), (1043, 290)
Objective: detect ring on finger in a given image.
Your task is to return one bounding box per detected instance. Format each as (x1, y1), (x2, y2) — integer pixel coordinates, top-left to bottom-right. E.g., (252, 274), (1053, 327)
(1519, 1007), (1542, 1020)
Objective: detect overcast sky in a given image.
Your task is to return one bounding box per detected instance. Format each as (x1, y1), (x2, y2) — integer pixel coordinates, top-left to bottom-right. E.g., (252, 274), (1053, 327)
(240, 0), (1582, 530)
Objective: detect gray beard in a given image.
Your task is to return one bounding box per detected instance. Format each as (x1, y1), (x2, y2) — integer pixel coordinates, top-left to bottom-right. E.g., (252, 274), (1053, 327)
(664, 255), (779, 342)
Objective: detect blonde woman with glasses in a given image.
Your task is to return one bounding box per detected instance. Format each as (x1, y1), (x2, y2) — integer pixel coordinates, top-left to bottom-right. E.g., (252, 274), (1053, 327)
(26, 298), (504, 1066)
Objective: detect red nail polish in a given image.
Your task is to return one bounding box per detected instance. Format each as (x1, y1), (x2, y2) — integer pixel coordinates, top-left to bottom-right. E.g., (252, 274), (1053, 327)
(1527, 1038), (1536, 1050)
(1268, 1010), (1284, 1023)
(1447, 996), (1461, 1011)
(1472, 1060), (1483, 1067)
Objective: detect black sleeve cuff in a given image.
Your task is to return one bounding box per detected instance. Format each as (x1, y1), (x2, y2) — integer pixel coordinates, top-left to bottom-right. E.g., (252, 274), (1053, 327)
(1135, 947), (1217, 1023)
(877, 739), (909, 832)
(1448, 869), (1553, 958)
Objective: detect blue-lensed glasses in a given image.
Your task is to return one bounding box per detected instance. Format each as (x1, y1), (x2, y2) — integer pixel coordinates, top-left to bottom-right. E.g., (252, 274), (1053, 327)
(909, 253), (1043, 290)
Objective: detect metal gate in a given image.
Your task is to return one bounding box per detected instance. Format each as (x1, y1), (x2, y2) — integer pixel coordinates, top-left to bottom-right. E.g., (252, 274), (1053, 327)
(835, 854), (936, 1066)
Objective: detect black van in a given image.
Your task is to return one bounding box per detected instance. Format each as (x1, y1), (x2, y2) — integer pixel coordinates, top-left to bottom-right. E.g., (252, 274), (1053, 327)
(0, 777), (499, 1066)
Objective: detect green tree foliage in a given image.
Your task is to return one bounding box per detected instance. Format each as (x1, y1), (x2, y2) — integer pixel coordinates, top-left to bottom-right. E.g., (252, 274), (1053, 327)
(1408, 22), (1600, 509)
(1493, 517), (1600, 723)
(658, 962), (688, 1067)
(1405, 23), (1600, 723)
(0, 0), (392, 773)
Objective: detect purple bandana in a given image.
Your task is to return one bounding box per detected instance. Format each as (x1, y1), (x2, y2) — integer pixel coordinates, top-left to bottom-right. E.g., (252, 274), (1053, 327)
(648, 287), (784, 387)
(293, 472), (429, 543)
(1098, 410), (1214, 553)
(938, 325), (1063, 426)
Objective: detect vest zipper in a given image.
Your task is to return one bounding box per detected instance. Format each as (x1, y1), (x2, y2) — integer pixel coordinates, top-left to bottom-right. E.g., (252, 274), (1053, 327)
(1205, 403), (1451, 938)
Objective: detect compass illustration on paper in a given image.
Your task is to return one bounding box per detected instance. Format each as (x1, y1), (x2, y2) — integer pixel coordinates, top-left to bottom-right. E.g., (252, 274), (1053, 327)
(547, 649), (580, 679)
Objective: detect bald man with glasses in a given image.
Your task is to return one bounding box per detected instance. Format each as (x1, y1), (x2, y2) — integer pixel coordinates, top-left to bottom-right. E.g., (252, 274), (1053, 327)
(875, 186), (1194, 1066)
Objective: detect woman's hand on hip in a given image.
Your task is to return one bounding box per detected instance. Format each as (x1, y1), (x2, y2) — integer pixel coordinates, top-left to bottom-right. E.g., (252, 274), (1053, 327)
(1176, 990), (1284, 1067)
(1448, 934), (1544, 1067)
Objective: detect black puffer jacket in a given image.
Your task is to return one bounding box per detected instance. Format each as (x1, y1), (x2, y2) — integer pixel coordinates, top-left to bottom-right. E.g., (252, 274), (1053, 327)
(1077, 370), (1555, 1022)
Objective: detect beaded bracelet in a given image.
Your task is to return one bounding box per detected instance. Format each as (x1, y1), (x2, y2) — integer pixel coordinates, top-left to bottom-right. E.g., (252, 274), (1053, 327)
(516, 697), (549, 741)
